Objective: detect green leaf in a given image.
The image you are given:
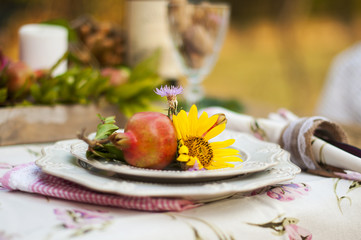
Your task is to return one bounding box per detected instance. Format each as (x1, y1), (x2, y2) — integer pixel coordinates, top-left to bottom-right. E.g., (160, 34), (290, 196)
(30, 66), (111, 105)
(0, 66), (9, 87)
(42, 19), (78, 42)
(107, 77), (160, 100)
(10, 47), (165, 116)
(86, 148), (114, 160)
(101, 115), (116, 124)
(94, 115), (119, 140)
(86, 143), (125, 161)
(97, 113), (106, 122)
(0, 88), (7, 103)
(95, 123), (119, 140)
(103, 143), (125, 160)
(129, 49), (161, 82)
(49, 51), (68, 76)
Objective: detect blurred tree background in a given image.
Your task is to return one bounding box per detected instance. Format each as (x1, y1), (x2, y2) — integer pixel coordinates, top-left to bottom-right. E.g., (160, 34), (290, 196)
(1, 0), (361, 116)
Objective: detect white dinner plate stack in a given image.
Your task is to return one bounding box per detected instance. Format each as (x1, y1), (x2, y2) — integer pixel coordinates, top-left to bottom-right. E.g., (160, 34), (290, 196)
(36, 130), (301, 202)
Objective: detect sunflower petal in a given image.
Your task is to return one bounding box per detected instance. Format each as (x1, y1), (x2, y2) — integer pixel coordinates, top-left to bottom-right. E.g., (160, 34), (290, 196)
(198, 111), (209, 123)
(186, 156), (197, 166)
(213, 148), (240, 157)
(204, 123), (226, 141)
(172, 114), (182, 139)
(197, 114), (218, 136)
(177, 154), (190, 162)
(210, 139), (235, 149)
(216, 156), (243, 162)
(188, 105), (198, 136)
(178, 110), (190, 139)
(179, 145), (189, 154)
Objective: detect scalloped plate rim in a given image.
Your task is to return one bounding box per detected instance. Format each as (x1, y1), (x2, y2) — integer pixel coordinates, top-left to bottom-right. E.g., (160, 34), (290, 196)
(35, 137), (301, 201)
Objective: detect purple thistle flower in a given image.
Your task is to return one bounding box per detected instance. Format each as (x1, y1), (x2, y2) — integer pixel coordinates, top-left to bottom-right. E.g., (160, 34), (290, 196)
(154, 85), (183, 118)
(154, 85), (183, 97)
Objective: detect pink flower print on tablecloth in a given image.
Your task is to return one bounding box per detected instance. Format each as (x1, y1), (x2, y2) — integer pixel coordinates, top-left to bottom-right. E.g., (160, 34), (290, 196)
(248, 216), (312, 240)
(250, 120), (269, 141)
(54, 208), (113, 236)
(284, 220), (312, 240)
(334, 171), (361, 182)
(267, 183), (310, 201)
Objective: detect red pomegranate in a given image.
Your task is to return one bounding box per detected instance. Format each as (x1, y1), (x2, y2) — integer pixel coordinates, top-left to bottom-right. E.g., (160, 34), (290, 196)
(110, 112), (177, 169)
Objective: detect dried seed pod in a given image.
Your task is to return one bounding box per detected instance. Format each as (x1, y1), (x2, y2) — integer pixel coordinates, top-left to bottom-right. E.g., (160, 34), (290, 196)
(71, 16), (126, 67)
(183, 24), (214, 55)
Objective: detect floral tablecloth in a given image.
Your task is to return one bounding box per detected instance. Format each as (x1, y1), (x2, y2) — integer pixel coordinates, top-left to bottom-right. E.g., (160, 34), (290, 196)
(1, 141), (361, 240)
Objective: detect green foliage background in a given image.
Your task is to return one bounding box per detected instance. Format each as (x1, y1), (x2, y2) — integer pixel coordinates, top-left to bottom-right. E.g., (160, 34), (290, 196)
(1, 0), (361, 116)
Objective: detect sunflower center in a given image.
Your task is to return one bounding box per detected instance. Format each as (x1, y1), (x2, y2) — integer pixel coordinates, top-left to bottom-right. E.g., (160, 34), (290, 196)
(184, 137), (213, 167)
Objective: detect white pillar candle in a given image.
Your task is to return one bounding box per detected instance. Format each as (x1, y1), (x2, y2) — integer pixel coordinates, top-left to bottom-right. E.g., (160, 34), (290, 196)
(126, 0), (181, 79)
(19, 24), (68, 76)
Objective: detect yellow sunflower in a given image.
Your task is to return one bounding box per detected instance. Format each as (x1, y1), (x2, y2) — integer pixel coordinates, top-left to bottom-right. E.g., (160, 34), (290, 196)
(172, 105), (242, 170)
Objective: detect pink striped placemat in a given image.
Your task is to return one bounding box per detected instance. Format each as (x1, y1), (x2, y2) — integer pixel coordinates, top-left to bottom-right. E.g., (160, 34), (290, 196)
(0, 163), (200, 212)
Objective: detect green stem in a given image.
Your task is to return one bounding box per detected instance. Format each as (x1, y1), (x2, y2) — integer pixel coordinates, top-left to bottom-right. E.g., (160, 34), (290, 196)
(77, 129), (110, 148)
(49, 51), (69, 75)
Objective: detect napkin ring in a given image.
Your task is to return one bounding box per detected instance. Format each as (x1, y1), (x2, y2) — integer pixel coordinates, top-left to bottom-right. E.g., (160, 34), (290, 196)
(280, 116), (348, 177)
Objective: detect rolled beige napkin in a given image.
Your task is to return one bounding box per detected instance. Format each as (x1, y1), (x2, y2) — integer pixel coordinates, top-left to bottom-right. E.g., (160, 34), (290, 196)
(203, 107), (361, 177)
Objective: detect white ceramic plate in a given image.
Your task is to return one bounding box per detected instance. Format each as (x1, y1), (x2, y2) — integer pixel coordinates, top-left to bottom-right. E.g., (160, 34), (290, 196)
(36, 135), (300, 202)
(70, 130), (281, 183)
